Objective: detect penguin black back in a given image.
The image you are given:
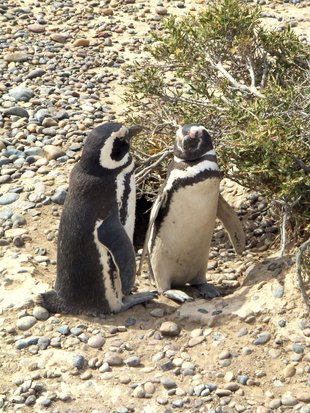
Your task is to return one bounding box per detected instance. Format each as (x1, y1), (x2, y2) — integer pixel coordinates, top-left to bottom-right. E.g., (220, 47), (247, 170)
(39, 122), (156, 315)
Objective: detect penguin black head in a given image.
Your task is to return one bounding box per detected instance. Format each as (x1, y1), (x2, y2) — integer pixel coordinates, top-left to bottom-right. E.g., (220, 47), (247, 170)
(174, 124), (214, 161)
(81, 122), (142, 173)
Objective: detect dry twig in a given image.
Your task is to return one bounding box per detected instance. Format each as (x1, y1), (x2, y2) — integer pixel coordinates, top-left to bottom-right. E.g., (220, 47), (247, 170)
(296, 239), (310, 311)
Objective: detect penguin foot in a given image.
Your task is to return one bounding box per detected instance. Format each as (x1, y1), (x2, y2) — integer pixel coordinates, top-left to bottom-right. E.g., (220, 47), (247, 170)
(37, 290), (71, 314)
(164, 289), (193, 303)
(120, 291), (158, 312)
(194, 283), (222, 299)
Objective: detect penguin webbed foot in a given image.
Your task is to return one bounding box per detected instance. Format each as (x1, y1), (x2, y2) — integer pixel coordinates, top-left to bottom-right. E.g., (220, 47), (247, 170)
(194, 282), (222, 299)
(164, 289), (194, 303)
(120, 291), (158, 312)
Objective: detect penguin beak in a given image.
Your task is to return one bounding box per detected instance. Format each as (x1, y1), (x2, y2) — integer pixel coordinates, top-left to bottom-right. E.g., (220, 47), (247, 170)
(127, 125), (144, 140)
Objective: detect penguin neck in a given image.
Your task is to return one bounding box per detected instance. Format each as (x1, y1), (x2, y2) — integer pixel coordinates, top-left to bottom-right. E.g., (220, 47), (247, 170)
(173, 150), (217, 166)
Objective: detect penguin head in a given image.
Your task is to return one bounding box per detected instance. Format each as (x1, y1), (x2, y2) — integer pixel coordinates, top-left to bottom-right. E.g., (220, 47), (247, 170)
(81, 123), (142, 173)
(174, 124), (214, 161)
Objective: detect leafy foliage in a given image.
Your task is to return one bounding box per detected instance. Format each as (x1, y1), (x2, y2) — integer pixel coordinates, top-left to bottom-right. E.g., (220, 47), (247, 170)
(124, 0), (310, 234)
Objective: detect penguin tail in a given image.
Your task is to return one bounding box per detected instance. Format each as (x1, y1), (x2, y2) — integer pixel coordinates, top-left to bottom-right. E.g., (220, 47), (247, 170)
(37, 290), (69, 314)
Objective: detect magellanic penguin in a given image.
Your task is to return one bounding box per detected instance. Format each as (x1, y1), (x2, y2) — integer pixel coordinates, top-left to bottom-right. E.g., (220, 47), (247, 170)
(39, 122), (156, 316)
(139, 124), (246, 303)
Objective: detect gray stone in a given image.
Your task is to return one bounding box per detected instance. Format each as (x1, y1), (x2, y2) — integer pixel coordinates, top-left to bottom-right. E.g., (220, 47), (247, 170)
(292, 343), (304, 354)
(3, 107), (29, 118)
(253, 332), (271, 345)
(271, 281), (284, 298)
(34, 109), (50, 123)
(73, 355), (86, 369)
(32, 306), (49, 321)
(16, 316), (37, 331)
(57, 325), (70, 335)
(124, 355), (141, 367)
(37, 337), (50, 350)
(281, 393), (297, 406)
(0, 193), (19, 205)
(105, 354), (123, 366)
(44, 145), (65, 160)
(26, 69), (46, 80)
(9, 86), (34, 101)
(161, 377), (176, 389)
(51, 189), (67, 205)
(88, 335), (105, 348)
(0, 208), (13, 220)
(24, 147), (44, 157)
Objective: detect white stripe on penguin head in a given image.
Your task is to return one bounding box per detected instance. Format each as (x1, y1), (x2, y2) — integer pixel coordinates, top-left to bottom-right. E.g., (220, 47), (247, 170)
(99, 126), (130, 170)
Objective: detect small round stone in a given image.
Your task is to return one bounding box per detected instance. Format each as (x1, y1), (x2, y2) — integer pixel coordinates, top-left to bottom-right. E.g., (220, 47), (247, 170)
(124, 355), (141, 367)
(73, 355), (86, 369)
(133, 385), (145, 398)
(144, 382), (155, 394)
(159, 321), (181, 337)
(88, 335), (105, 348)
(16, 316), (37, 331)
(253, 332), (271, 345)
(32, 306), (50, 320)
(284, 364), (296, 378)
(161, 377), (177, 389)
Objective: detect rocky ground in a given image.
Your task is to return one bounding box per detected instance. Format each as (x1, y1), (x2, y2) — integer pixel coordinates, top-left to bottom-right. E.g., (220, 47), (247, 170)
(0, 0), (309, 412)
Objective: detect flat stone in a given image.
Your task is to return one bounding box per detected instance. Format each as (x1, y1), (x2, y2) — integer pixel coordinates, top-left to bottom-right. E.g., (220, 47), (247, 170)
(9, 86), (34, 101)
(26, 69), (46, 79)
(296, 392), (310, 403)
(43, 145), (66, 160)
(28, 24), (46, 33)
(0, 193), (19, 205)
(16, 316), (37, 331)
(188, 336), (204, 347)
(50, 33), (68, 43)
(4, 53), (29, 62)
(73, 38), (90, 47)
(3, 107), (29, 118)
(159, 321), (181, 337)
(253, 332), (271, 345)
(215, 389), (232, 397)
(155, 6), (168, 15)
(5, 228), (27, 238)
(269, 399), (282, 409)
(281, 393), (297, 406)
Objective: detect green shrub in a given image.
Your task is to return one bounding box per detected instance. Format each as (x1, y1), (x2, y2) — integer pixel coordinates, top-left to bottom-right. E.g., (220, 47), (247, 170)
(125, 0), (310, 235)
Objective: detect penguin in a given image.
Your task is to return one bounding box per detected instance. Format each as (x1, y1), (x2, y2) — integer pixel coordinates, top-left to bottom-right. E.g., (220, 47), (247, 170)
(139, 124), (245, 302)
(39, 122), (156, 316)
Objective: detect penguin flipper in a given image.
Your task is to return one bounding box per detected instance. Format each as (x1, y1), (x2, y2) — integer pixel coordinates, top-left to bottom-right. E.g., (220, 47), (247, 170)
(217, 194), (246, 254)
(138, 192), (165, 280)
(120, 291), (158, 311)
(97, 211), (136, 295)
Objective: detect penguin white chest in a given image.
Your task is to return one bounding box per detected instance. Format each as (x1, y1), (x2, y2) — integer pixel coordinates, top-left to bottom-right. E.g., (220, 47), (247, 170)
(151, 177), (220, 287)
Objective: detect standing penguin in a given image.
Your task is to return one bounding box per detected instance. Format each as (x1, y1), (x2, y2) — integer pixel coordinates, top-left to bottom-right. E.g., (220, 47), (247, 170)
(40, 122), (156, 315)
(140, 124), (245, 302)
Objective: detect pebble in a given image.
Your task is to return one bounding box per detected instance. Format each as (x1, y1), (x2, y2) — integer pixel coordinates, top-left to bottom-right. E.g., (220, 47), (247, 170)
(253, 332), (271, 345)
(133, 385), (145, 398)
(188, 336), (204, 347)
(73, 38), (90, 47)
(4, 53), (29, 62)
(144, 382), (156, 394)
(0, 193), (19, 205)
(161, 377), (177, 389)
(105, 354), (123, 366)
(124, 355), (140, 367)
(32, 306), (50, 321)
(73, 355), (86, 369)
(88, 335), (105, 348)
(296, 392), (310, 403)
(9, 87), (34, 101)
(159, 321), (181, 337)
(292, 343), (304, 353)
(284, 364), (296, 378)
(51, 189), (67, 205)
(16, 316), (37, 331)
(43, 145), (66, 160)
(281, 393), (297, 406)
(3, 107), (29, 118)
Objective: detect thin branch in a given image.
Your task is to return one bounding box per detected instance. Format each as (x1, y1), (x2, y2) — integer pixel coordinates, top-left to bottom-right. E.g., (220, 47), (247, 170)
(205, 54), (265, 98)
(136, 149), (173, 184)
(246, 57), (256, 88)
(280, 204), (289, 257)
(296, 239), (310, 311)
